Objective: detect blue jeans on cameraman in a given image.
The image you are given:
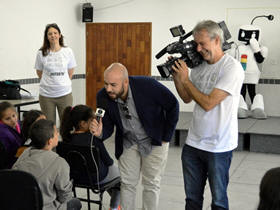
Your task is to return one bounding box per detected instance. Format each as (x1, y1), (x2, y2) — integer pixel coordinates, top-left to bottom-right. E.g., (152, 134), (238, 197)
(181, 144), (232, 210)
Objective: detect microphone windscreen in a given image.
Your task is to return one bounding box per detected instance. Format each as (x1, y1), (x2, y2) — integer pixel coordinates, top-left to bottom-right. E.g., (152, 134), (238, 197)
(95, 108), (105, 122)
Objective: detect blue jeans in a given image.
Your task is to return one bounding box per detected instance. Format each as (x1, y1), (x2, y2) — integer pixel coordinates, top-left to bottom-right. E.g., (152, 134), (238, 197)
(181, 144), (232, 210)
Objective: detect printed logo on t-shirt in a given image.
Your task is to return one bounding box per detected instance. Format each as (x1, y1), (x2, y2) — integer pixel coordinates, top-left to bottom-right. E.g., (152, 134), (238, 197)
(50, 72), (65, 76)
(45, 53), (66, 75)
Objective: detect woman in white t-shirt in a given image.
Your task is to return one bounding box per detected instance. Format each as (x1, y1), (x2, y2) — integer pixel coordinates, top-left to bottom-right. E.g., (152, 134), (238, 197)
(35, 23), (77, 124)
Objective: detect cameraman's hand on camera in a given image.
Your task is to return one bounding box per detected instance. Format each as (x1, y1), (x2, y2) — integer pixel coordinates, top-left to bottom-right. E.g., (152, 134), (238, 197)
(172, 59), (190, 83)
(89, 118), (103, 137)
(169, 58), (192, 103)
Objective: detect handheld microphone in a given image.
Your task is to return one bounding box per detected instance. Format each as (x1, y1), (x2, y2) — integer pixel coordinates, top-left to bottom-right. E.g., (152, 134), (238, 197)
(95, 108), (105, 122)
(91, 108), (105, 198)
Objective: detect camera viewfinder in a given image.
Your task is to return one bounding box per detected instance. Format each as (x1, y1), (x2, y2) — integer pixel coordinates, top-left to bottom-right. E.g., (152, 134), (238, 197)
(170, 25), (185, 37)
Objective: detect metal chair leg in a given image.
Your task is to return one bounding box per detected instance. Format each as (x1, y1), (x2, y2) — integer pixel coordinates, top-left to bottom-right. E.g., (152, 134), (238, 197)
(73, 186), (77, 197)
(99, 192), (104, 210)
(87, 188), (91, 210)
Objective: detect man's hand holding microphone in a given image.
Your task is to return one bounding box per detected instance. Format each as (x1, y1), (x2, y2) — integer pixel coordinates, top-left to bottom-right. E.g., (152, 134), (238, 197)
(89, 108), (105, 138)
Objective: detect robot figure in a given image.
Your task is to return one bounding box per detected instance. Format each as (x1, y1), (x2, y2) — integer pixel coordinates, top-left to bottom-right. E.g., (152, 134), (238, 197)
(230, 15), (273, 119)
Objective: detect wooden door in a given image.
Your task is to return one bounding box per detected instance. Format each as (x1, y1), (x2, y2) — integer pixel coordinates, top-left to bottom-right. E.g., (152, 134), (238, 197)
(86, 23), (152, 109)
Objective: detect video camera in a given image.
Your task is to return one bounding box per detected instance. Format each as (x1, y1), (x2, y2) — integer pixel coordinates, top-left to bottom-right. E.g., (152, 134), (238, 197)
(155, 21), (233, 78)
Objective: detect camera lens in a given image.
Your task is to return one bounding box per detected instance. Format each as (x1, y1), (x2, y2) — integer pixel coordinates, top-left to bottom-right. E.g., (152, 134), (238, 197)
(98, 110), (102, 114)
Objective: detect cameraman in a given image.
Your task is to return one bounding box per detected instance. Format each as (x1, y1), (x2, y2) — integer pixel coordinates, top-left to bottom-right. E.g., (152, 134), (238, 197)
(171, 20), (244, 210)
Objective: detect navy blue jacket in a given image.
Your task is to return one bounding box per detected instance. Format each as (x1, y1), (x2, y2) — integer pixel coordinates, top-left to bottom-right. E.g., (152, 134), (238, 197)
(97, 76), (179, 159)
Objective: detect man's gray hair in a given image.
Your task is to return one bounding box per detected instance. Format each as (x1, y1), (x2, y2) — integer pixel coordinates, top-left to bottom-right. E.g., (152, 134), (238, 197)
(193, 20), (224, 47)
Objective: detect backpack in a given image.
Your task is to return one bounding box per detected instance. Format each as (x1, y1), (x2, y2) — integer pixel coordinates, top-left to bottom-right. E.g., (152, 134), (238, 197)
(0, 80), (31, 100)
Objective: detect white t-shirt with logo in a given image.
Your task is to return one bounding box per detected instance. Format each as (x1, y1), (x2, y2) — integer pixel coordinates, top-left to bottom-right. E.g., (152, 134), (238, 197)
(35, 47), (77, 98)
(186, 54), (244, 152)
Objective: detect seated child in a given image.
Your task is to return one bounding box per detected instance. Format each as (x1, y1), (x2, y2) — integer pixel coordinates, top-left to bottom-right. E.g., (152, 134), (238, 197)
(60, 105), (121, 210)
(0, 101), (23, 168)
(22, 109), (46, 145)
(12, 119), (82, 210)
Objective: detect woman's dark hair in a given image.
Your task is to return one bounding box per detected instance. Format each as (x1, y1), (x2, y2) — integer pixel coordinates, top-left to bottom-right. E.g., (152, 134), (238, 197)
(60, 105), (94, 142)
(257, 167), (280, 210)
(40, 23), (65, 56)
(30, 119), (55, 149)
(0, 101), (15, 120)
(22, 110), (45, 142)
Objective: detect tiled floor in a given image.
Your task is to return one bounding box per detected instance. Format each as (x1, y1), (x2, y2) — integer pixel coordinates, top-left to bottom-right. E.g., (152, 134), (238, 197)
(77, 137), (280, 210)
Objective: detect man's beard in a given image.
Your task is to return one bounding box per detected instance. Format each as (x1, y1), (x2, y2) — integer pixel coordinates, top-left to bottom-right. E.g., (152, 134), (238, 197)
(107, 85), (125, 100)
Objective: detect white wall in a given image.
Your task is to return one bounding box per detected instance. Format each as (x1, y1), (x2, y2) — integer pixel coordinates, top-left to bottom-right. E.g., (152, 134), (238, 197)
(0, 0), (85, 79)
(1, 0), (280, 114)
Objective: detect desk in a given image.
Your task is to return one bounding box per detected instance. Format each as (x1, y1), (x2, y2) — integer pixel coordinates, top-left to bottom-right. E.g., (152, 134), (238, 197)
(0, 97), (39, 120)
